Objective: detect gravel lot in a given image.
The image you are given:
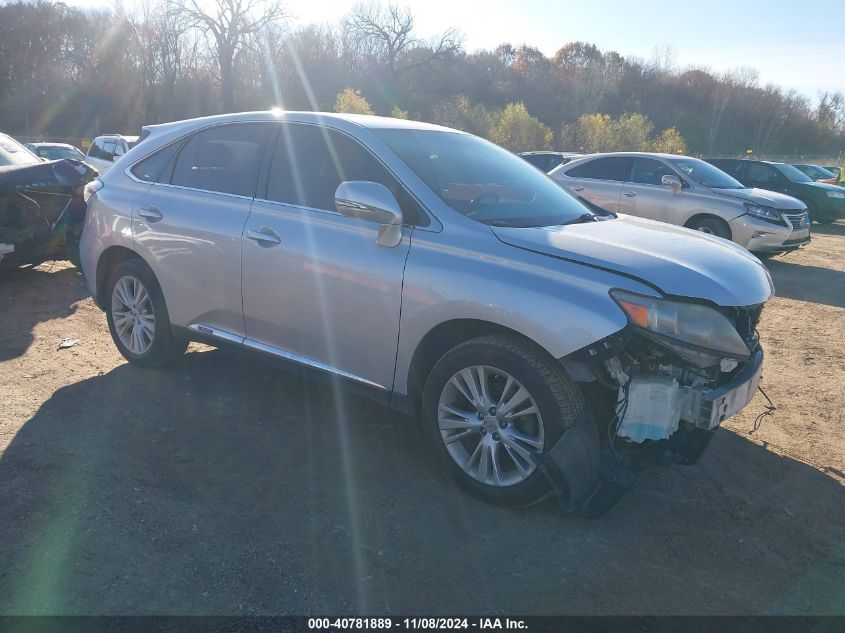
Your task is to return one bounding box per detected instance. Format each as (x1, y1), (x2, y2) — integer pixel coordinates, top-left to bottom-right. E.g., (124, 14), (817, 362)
(1, 223), (844, 615)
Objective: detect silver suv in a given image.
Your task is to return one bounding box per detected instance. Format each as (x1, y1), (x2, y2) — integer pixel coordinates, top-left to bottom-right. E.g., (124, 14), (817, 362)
(551, 152), (811, 255)
(80, 112), (772, 508)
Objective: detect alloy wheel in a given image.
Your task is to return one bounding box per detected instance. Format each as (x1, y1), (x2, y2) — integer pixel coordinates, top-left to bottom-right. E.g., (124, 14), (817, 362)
(438, 365), (544, 487)
(111, 275), (155, 355)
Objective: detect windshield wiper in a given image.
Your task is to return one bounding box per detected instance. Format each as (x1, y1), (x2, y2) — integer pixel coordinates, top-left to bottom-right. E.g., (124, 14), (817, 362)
(561, 213), (598, 226)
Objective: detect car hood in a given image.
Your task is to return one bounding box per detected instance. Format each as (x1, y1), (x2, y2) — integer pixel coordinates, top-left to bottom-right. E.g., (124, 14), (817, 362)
(797, 180), (845, 194)
(492, 215), (774, 307)
(708, 186), (805, 210)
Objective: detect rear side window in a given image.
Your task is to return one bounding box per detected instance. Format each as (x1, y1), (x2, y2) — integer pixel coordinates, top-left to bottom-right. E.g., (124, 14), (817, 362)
(569, 157), (632, 181)
(170, 123), (271, 197)
(564, 161), (591, 178)
(265, 123), (428, 225)
(745, 162), (778, 183)
(131, 140), (185, 183)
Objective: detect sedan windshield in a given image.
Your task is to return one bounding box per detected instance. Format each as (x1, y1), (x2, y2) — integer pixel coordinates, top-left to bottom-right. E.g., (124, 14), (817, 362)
(38, 147), (85, 161)
(671, 157), (744, 189)
(372, 129), (594, 227)
(796, 164), (835, 180)
(774, 163), (813, 183)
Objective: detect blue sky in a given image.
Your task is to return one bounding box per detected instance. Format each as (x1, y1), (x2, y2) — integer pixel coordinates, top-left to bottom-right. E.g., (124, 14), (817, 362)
(69, 0), (843, 99)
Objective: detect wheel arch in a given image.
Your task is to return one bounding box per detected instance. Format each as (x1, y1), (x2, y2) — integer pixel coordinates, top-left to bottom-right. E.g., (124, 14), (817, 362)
(95, 246), (146, 309)
(403, 319), (560, 416)
(683, 213), (733, 239)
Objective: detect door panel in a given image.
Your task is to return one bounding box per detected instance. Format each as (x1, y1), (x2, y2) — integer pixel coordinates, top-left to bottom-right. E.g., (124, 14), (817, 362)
(134, 185), (253, 335)
(131, 122), (272, 336)
(241, 122), (411, 390)
(562, 156), (631, 213)
(242, 201), (409, 389)
(620, 158), (685, 222)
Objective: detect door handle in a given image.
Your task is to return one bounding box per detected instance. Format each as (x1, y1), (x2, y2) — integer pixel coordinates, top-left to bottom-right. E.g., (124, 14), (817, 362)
(137, 206), (163, 221)
(623, 192), (637, 198)
(570, 185), (585, 192)
(246, 228), (281, 245)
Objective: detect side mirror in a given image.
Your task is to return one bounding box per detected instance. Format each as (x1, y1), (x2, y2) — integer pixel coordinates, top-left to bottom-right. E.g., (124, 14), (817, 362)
(661, 174), (683, 194)
(335, 181), (404, 247)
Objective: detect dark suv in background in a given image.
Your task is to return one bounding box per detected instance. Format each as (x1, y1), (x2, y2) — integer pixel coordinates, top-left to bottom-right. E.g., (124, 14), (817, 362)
(519, 151), (582, 173)
(706, 158), (845, 224)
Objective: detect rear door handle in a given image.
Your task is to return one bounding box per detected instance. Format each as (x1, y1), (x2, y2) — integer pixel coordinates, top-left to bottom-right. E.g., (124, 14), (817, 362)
(623, 192), (637, 197)
(246, 228), (281, 245)
(137, 206), (163, 221)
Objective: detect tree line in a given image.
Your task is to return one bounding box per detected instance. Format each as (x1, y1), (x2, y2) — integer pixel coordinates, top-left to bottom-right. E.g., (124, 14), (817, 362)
(1, 0), (843, 157)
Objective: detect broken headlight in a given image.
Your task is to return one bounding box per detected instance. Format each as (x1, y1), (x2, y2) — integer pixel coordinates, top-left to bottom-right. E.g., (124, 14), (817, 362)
(610, 289), (750, 363)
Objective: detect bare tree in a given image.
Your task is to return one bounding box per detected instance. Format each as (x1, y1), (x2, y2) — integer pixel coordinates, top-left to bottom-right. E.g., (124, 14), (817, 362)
(172, 0), (287, 111)
(341, 2), (461, 82)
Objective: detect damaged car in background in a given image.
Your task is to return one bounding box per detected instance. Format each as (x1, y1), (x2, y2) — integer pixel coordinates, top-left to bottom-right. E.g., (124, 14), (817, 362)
(80, 112), (772, 516)
(1, 132), (97, 267)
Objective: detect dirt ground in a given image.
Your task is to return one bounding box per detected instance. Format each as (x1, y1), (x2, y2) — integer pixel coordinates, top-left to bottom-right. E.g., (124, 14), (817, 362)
(0, 224), (843, 615)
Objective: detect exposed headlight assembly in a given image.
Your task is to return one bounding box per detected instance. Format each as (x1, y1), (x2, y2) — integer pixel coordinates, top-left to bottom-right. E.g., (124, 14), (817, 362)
(610, 289), (751, 365)
(744, 202), (783, 223)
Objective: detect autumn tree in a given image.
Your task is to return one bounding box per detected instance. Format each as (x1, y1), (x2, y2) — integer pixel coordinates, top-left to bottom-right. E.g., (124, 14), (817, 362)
(334, 88), (374, 115)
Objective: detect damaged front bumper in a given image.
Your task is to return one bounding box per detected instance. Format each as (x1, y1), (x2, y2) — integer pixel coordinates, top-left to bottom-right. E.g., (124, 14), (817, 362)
(0, 159), (97, 268)
(543, 314), (765, 517)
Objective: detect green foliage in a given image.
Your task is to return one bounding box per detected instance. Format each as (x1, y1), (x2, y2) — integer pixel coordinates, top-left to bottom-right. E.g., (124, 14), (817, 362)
(433, 96), (498, 138)
(334, 89), (374, 115)
(390, 106), (408, 119)
(489, 103), (553, 152)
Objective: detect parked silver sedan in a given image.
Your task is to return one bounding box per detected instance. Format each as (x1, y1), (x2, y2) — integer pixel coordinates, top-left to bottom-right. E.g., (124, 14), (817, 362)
(550, 152), (811, 255)
(80, 113), (772, 509)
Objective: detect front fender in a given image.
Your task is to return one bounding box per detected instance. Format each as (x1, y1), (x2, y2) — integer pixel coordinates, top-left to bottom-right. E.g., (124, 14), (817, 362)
(393, 226), (651, 395)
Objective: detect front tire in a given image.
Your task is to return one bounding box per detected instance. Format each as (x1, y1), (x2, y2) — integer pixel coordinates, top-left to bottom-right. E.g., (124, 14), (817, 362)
(422, 334), (585, 506)
(105, 258), (187, 367)
(688, 216), (731, 240)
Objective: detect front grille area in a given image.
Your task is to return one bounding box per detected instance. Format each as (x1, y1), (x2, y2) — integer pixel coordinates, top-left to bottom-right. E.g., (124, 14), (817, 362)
(782, 211), (810, 230)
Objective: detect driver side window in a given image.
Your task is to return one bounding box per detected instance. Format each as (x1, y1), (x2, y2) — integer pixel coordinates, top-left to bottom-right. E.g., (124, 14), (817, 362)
(266, 124), (428, 225)
(630, 158), (677, 186)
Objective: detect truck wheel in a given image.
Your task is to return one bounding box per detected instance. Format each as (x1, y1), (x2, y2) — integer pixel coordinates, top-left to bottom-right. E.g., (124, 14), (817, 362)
(689, 217), (731, 240)
(105, 258), (187, 367)
(422, 334), (585, 506)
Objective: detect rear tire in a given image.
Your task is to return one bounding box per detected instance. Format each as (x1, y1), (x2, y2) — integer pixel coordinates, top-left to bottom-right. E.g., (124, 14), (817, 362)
(422, 334), (585, 506)
(105, 258), (187, 367)
(688, 216), (731, 240)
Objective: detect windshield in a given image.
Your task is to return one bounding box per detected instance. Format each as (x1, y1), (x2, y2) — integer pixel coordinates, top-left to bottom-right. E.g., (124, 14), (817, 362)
(38, 146), (85, 161)
(671, 157), (744, 189)
(372, 129), (594, 228)
(797, 164), (835, 180)
(0, 134), (40, 167)
(774, 163), (813, 183)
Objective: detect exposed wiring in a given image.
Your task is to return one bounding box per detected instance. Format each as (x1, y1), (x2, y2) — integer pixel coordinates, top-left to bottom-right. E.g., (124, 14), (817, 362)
(750, 384), (776, 434)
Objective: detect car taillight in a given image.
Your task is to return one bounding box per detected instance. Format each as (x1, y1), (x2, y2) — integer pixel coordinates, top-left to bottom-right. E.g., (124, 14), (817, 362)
(83, 179), (104, 203)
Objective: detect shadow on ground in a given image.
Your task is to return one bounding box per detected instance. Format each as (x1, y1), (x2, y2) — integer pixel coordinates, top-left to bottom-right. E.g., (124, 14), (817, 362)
(1, 349), (843, 615)
(810, 221), (845, 237)
(0, 264), (86, 361)
(765, 258), (845, 309)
